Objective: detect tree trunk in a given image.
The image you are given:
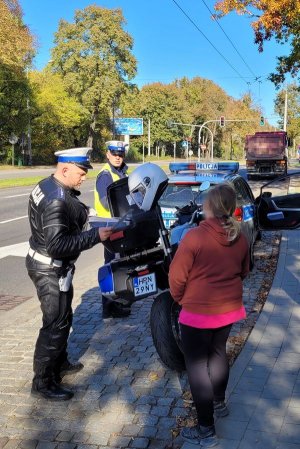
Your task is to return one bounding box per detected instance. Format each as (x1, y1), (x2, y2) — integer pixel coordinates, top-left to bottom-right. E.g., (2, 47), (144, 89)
(87, 110), (98, 149)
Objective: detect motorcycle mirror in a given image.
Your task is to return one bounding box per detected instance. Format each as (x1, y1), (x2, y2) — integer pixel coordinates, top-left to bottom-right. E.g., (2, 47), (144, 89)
(262, 191), (272, 198)
(199, 181), (211, 192)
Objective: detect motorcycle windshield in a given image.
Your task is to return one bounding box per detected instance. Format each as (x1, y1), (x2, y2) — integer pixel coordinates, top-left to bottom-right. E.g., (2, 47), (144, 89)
(130, 183), (146, 209)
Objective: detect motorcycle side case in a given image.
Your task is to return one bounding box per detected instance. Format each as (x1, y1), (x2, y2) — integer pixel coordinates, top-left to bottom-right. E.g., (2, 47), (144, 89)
(98, 248), (169, 303)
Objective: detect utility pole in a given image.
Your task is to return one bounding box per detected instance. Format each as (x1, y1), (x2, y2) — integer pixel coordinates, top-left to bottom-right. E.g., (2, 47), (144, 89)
(27, 98), (32, 165)
(26, 66), (32, 165)
(148, 118), (151, 157)
(283, 86), (288, 132)
(112, 100), (115, 138)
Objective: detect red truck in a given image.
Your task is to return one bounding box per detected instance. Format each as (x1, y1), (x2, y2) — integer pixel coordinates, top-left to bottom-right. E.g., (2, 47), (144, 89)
(245, 131), (288, 179)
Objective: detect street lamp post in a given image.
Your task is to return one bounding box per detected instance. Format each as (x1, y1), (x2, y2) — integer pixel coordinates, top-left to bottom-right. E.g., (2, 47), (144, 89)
(27, 98), (32, 165)
(199, 125), (214, 161)
(9, 134), (18, 167)
(147, 117), (151, 157)
(197, 120), (219, 160)
(283, 86), (288, 132)
(167, 121), (215, 161)
(25, 66), (32, 166)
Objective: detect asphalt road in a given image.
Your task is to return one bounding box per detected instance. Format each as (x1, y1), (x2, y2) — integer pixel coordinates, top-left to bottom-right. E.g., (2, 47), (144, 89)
(0, 162), (145, 299)
(0, 177), (103, 299)
(0, 163), (285, 300)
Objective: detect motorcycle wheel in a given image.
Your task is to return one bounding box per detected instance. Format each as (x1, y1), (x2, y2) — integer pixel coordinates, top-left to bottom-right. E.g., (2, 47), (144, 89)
(150, 290), (185, 372)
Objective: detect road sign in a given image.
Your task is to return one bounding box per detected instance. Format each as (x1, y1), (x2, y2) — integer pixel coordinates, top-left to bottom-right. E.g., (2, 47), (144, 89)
(113, 118), (143, 135)
(181, 141), (188, 148)
(9, 134), (18, 144)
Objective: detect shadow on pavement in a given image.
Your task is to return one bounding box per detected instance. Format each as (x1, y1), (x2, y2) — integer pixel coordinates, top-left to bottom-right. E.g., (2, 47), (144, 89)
(21, 286), (188, 449)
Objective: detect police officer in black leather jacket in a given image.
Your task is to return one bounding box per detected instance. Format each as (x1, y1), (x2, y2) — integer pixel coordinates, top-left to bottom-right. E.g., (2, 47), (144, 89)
(26, 148), (112, 401)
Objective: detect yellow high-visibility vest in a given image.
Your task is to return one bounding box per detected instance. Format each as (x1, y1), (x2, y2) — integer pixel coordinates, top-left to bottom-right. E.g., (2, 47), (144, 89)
(94, 163), (122, 217)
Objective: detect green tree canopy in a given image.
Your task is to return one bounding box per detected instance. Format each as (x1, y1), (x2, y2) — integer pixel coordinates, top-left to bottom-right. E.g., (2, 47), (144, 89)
(0, 0), (35, 161)
(0, 0), (35, 70)
(0, 65), (31, 146)
(120, 76), (263, 159)
(29, 70), (89, 163)
(275, 84), (300, 144)
(50, 5), (137, 150)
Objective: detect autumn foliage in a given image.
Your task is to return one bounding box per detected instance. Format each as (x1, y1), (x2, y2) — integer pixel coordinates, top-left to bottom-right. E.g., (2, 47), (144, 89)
(214, 0), (300, 84)
(0, 0), (35, 69)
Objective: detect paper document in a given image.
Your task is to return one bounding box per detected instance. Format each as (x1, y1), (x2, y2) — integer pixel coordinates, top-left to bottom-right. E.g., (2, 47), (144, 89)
(89, 216), (120, 228)
(89, 216), (131, 232)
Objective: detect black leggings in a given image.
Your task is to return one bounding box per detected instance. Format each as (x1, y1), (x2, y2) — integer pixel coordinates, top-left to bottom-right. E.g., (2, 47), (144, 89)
(180, 323), (232, 427)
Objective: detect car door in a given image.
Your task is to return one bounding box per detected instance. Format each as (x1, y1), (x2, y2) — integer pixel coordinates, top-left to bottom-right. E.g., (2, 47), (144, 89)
(232, 177), (257, 244)
(256, 172), (300, 230)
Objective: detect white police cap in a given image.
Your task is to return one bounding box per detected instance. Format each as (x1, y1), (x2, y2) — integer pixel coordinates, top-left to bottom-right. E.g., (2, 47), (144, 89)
(106, 140), (128, 153)
(54, 147), (93, 169)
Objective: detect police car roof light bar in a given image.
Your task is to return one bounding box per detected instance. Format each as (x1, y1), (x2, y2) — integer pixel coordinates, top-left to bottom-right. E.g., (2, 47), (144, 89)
(169, 162), (239, 174)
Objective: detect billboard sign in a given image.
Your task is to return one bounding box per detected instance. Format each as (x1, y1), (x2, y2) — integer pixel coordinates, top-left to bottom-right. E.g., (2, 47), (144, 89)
(113, 118), (143, 135)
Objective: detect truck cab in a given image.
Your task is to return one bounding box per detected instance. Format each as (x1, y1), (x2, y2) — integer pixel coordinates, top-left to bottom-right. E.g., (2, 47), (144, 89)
(245, 131), (288, 179)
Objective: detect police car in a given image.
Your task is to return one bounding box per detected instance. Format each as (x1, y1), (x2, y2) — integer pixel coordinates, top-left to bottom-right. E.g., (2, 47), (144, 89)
(159, 161), (258, 265)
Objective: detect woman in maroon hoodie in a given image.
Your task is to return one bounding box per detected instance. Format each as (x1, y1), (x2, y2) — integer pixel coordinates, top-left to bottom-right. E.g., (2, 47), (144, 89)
(169, 183), (249, 447)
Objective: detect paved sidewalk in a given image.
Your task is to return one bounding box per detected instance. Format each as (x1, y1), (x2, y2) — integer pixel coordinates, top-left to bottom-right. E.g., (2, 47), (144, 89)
(0, 231), (299, 449)
(183, 230), (300, 449)
(0, 260), (188, 449)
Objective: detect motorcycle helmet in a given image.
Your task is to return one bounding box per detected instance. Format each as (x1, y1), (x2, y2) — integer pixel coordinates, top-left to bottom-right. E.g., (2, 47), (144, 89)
(128, 163), (168, 211)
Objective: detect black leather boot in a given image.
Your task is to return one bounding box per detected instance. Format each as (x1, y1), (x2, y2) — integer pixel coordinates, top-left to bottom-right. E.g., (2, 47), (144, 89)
(60, 360), (84, 376)
(31, 380), (74, 401)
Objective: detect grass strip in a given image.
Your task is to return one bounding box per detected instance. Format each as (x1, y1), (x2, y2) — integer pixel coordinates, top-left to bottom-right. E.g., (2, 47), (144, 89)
(0, 167), (139, 189)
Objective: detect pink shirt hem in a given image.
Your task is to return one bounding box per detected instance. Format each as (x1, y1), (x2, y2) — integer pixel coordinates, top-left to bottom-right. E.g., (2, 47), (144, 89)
(179, 306), (246, 329)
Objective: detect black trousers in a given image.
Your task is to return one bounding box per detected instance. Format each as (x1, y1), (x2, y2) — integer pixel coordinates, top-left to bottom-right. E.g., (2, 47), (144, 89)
(26, 255), (74, 387)
(180, 323), (232, 427)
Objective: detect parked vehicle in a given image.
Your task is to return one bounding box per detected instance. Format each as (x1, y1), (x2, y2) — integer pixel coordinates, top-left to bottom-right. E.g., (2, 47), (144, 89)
(159, 162), (258, 267)
(91, 163), (300, 372)
(245, 131), (288, 179)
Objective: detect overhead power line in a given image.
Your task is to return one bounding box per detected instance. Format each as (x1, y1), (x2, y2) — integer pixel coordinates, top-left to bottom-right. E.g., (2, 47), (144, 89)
(200, 0), (258, 79)
(171, 0), (250, 85)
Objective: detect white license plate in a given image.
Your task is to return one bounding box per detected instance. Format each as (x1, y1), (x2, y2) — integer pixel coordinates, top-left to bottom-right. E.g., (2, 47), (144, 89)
(133, 273), (157, 297)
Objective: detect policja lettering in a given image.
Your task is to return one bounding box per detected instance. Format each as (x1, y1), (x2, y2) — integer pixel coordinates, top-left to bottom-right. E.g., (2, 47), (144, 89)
(31, 185), (45, 206)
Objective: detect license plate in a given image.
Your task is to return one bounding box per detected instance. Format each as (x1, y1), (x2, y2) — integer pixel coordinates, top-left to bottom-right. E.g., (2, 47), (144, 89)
(133, 273), (157, 297)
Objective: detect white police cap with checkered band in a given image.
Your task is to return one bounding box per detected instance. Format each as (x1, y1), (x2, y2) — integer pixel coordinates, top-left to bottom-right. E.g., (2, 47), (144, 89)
(106, 140), (128, 154)
(54, 147), (93, 169)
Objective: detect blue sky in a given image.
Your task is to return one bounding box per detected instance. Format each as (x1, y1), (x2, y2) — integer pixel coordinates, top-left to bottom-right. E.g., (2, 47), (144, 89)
(21, 0), (290, 127)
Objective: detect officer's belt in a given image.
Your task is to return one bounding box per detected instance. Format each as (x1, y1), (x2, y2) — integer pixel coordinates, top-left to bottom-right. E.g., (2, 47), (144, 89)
(28, 248), (66, 267)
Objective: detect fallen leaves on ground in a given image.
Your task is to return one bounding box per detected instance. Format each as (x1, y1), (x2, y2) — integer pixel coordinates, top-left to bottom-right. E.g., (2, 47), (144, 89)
(173, 231), (281, 435)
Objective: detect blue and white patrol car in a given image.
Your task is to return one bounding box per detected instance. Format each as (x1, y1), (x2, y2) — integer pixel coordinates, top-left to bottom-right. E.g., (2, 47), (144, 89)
(159, 161), (258, 264)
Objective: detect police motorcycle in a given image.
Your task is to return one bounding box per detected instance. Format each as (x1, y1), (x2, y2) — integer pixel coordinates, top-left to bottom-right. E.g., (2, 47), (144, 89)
(90, 163), (210, 372)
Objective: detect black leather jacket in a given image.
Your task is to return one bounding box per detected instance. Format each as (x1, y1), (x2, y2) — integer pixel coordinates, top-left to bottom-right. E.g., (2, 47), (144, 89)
(28, 175), (100, 262)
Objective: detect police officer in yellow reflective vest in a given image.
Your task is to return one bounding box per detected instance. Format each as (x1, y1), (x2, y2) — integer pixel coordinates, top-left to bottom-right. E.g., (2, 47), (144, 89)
(94, 140), (131, 319)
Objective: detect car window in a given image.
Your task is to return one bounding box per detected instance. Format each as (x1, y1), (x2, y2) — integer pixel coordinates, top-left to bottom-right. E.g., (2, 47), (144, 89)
(233, 178), (253, 202)
(159, 183), (211, 208)
(240, 178), (255, 201)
